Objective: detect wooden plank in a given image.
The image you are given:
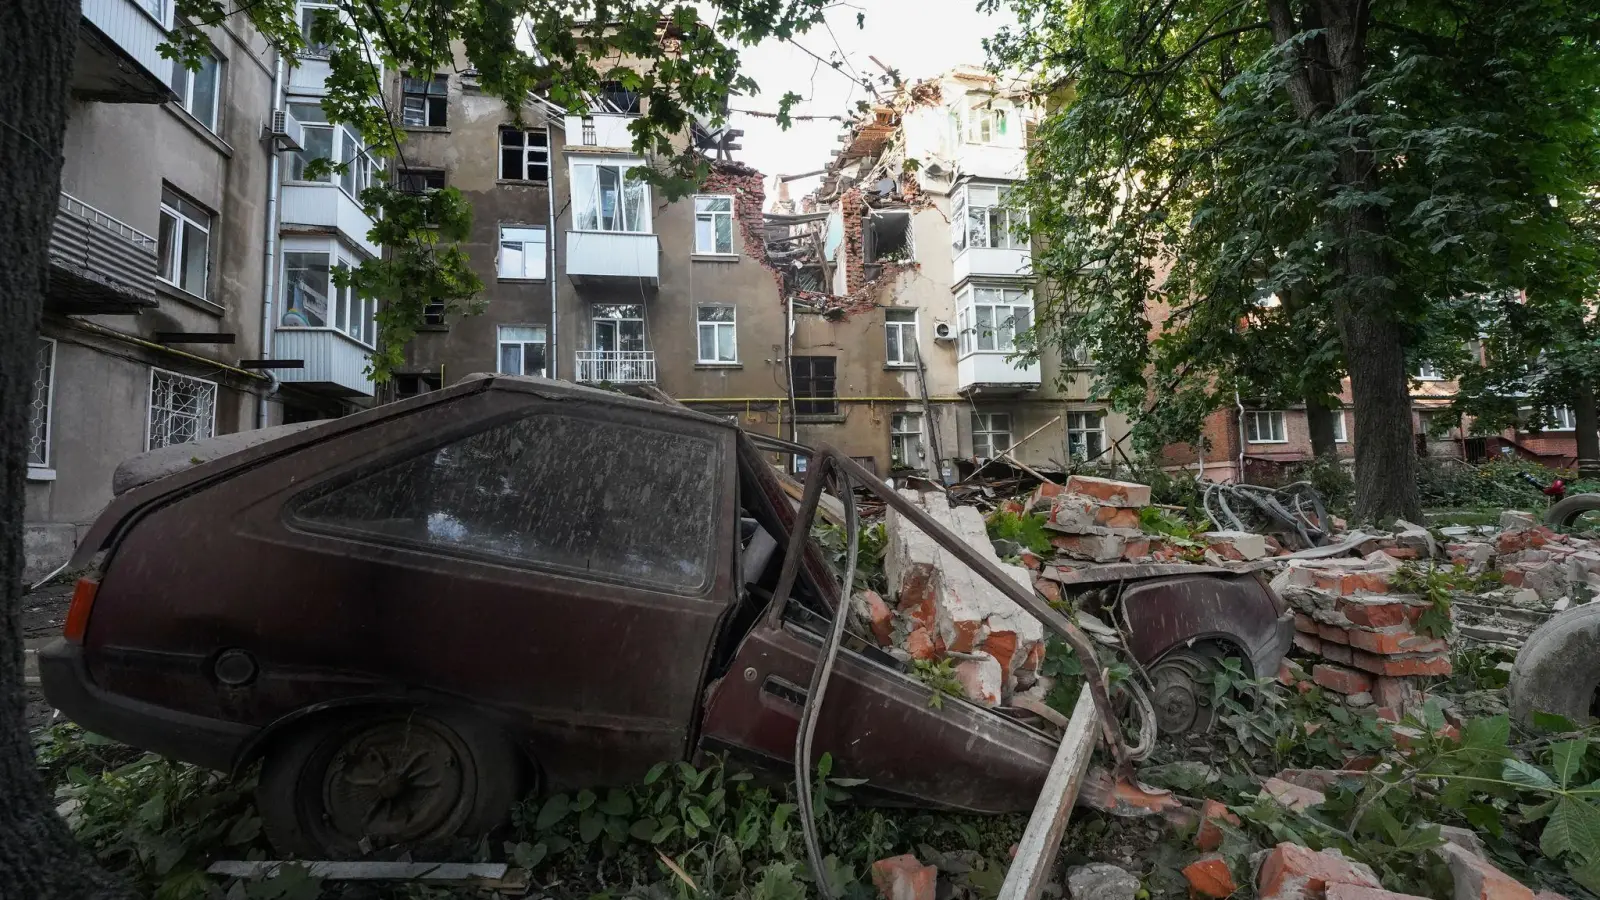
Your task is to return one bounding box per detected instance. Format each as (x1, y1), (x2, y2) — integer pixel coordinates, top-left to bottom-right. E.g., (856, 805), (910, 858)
(206, 861), (514, 884)
(997, 684), (1101, 900)
(771, 464), (846, 526)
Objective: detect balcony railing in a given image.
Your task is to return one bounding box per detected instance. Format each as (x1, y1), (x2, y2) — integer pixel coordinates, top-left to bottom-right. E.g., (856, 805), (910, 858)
(575, 350), (656, 384)
(46, 191), (158, 314)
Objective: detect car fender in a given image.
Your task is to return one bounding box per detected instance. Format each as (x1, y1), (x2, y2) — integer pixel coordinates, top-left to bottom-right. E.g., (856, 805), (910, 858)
(231, 689), (531, 777)
(1119, 571), (1293, 677)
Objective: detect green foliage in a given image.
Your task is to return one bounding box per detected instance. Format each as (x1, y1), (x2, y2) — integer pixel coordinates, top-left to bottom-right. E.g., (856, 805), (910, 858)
(811, 521), (888, 595)
(161, 0), (831, 380)
(1389, 562), (1498, 638)
(1136, 506), (1205, 544)
(52, 748), (267, 899)
(984, 510), (1054, 557)
(1417, 458), (1560, 511)
(1288, 458), (1354, 518)
(911, 658), (965, 709)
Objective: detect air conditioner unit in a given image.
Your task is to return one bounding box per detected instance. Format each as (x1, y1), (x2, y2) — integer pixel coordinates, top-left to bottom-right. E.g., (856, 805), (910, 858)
(267, 109), (304, 152)
(933, 321), (955, 341)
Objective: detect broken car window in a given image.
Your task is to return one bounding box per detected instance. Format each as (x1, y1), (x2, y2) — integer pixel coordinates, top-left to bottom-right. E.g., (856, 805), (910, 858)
(290, 413), (722, 593)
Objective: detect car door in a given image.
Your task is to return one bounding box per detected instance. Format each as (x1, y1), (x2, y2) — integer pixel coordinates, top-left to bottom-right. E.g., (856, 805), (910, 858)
(89, 385), (739, 789)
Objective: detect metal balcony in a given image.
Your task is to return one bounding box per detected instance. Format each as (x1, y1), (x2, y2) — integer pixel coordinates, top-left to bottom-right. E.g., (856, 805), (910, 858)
(574, 350), (656, 384)
(273, 328), (375, 397)
(957, 353), (1042, 396)
(566, 231), (660, 289)
(47, 192), (159, 315)
(74, 0), (176, 103)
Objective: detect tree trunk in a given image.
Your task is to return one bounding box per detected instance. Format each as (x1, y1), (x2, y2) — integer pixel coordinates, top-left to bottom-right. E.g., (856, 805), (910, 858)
(1338, 292), (1422, 523)
(1305, 397), (1339, 460)
(1576, 385), (1600, 479)
(0, 2), (135, 897)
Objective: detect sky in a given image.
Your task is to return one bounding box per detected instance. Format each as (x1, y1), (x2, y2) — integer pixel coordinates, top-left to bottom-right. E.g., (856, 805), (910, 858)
(726, 0), (1020, 204)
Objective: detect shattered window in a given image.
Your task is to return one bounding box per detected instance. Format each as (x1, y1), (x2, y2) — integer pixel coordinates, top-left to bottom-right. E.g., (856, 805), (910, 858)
(890, 413), (923, 469)
(790, 356), (837, 416)
(972, 412), (1011, 459)
(291, 413), (723, 593)
(402, 74), (449, 127)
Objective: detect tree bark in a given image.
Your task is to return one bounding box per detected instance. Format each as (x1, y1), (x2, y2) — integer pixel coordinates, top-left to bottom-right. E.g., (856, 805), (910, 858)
(0, 2), (135, 898)
(1305, 397), (1338, 460)
(1266, 0), (1422, 523)
(1575, 385), (1600, 478)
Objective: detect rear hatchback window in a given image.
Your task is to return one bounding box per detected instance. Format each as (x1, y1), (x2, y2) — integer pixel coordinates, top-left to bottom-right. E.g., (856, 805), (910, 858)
(291, 412), (722, 592)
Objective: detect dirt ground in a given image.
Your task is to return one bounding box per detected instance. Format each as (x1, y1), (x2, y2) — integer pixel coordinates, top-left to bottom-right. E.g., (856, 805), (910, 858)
(22, 579), (75, 733)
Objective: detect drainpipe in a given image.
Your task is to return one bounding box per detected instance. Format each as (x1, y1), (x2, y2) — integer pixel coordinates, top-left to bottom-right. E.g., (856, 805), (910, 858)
(1235, 390), (1246, 483)
(546, 121), (559, 379)
(257, 53), (285, 428)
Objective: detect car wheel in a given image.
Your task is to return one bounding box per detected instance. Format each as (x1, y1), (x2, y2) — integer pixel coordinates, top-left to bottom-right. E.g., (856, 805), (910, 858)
(1146, 647), (1223, 735)
(256, 708), (522, 859)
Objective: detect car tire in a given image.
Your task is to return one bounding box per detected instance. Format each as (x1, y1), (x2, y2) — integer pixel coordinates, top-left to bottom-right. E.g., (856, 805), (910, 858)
(1546, 493), (1600, 529)
(1510, 603), (1600, 727)
(256, 707), (522, 859)
(1145, 645), (1227, 736)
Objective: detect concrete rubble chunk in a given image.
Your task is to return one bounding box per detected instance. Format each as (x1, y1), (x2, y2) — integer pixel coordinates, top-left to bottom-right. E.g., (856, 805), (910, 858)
(1064, 474), (1152, 508)
(953, 652), (1004, 706)
(1261, 776), (1326, 812)
(1436, 824), (1487, 860)
(871, 854), (936, 900)
(1067, 862), (1141, 900)
(1202, 530), (1270, 561)
(885, 490), (1041, 700)
(1500, 510), (1537, 531)
(1326, 885), (1434, 900)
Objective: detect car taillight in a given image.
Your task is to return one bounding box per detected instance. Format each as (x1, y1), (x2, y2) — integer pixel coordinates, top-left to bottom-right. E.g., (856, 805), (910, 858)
(63, 577), (99, 645)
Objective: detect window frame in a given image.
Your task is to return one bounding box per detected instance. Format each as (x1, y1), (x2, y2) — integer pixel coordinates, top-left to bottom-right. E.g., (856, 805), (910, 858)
(693, 194), (737, 255)
(169, 49), (222, 132)
(157, 187), (213, 300)
(279, 237), (376, 346)
(790, 356), (838, 416)
(1413, 363), (1444, 381)
(570, 160), (651, 234)
(956, 285), (1032, 356)
(497, 324), (548, 377)
(499, 127), (549, 182)
(146, 367), (218, 451)
(397, 169), (446, 193)
(971, 412), (1012, 459)
(286, 101), (380, 202)
(1066, 410), (1105, 462)
(28, 337), (56, 470)
(696, 305), (738, 364)
(1244, 410), (1288, 444)
(497, 224), (548, 280)
(1547, 407), (1577, 431)
(1332, 411), (1349, 443)
(890, 411), (924, 469)
(884, 308), (918, 367)
(957, 183), (1027, 251)
(401, 74), (448, 127)
(297, 0), (336, 56)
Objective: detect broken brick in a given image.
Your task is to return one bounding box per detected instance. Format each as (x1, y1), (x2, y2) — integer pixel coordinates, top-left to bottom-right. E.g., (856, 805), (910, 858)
(1257, 843), (1381, 900)
(1122, 537), (1152, 560)
(1050, 532), (1126, 562)
(1320, 642), (1354, 666)
(1034, 577), (1061, 604)
(1294, 613), (1319, 634)
(1195, 799), (1240, 852)
(1293, 632), (1323, 655)
(871, 854), (936, 900)
(1349, 650), (1451, 677)
(1438, 844), (1534, 900)
(953, 653), (1003, 706)
(1183, 855), (1237, 899)
(1064, 474), (1151, 507)
(1317, 623), (1352, 646)
(857, 590), (894, 646)
(1345, 626), (1449, 656)
(983, 631), (1021, 676)
(905, 628), (939, 661)
(1262, 777), (1326, 812)
(1313, 664), (1373, 696)
(1335, 596), (1426, 629)
(1325, 885), (1433, 900)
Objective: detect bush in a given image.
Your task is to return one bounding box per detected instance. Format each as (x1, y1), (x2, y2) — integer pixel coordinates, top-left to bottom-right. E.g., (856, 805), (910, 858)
(1416, 457), (1558, 510)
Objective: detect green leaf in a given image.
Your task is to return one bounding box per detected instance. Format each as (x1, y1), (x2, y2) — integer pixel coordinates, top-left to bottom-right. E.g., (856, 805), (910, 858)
(598, 788), (632, 817)
(1533, 711), (1580, 733)
(829, 777), (869, 787)
(1461, 715), (1510, 753)
(630, 817), (658, 840)
(573, 788), (597, 812)
(1553, 740), (1589, 789)
(1569, 856), (1600, 894)
(535, 794), (571, 831)
(676, 762), (699, 784)
(651, 822), (679, 844)
(1542, 796), (1600, 861)
(687, 806), (713, 829)
(579, 810), (604, 844)
(1503, 758), (1558, 791)
(644, 762), (669, 785)
(510, 841), (547, 869)
(225, 815), (261, 846)
(704, 787), (725, 810)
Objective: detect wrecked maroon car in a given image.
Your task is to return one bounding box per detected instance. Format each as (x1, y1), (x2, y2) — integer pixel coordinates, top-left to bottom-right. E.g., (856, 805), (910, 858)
(41, 375), (1290, 858)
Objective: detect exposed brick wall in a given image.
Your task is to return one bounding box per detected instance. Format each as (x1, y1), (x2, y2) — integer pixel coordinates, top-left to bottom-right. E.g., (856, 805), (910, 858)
(701, 161), (787, 300)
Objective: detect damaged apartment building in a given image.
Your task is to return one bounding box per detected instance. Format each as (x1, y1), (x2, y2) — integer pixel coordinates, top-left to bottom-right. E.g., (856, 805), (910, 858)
(763, 66), (1129, 478)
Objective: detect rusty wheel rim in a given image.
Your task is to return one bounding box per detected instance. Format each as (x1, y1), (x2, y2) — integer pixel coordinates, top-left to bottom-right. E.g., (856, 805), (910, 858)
(1148, 651), (1215, 735)
(321, 717), (469, 846)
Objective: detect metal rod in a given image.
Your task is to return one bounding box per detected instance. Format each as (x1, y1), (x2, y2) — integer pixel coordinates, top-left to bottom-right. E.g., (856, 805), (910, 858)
(960, 416), (1062, 484)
